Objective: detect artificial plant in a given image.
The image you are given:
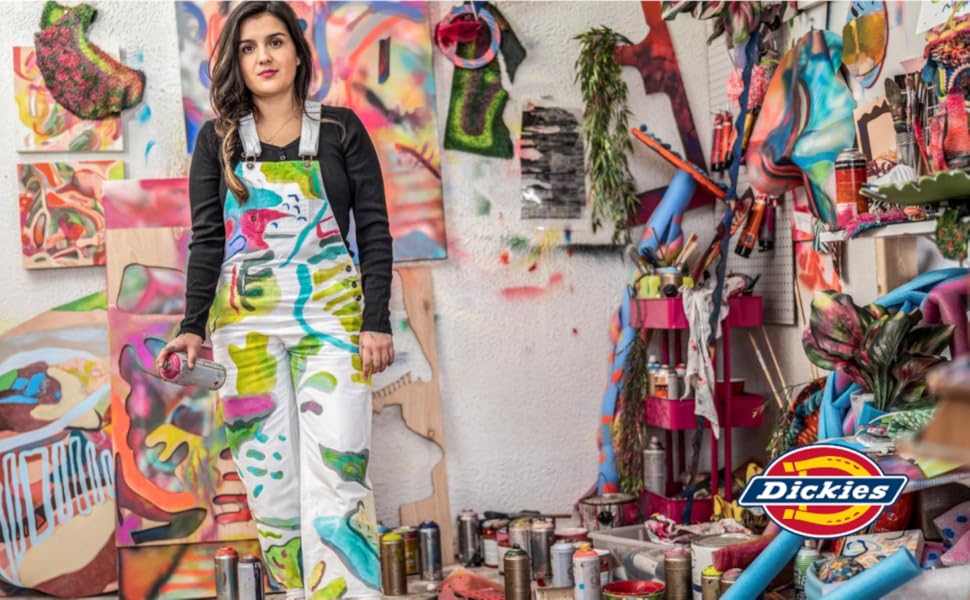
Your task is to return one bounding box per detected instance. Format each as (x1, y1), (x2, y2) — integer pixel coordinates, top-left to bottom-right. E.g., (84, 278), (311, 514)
(614, 332), (651, 495)
(802, 291), (954, 412)
(574, 27), (638, 245)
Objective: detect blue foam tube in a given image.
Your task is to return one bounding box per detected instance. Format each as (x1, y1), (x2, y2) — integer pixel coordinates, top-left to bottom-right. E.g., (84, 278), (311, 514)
(822, 549), (921, 600)
(720, 530), (805, 600)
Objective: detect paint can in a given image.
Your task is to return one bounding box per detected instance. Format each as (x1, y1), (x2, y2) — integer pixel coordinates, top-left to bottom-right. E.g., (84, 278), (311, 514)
(700, 566), (721, 600)
(237, 555), (264, 600)
(663, 547), (691, 600)
(718, 568), (741, 594)
(504, 547), (533, 600)
(554, 527), (589, 544)
(690, 534), (757, 600)
(594, 548), (613, 586)
(794, 539), (819, 600)
(601, 580), (666, 600)
(214, 547), (239, 600)
(418, 521), (443, 581)
(531, 519), (555, 582)
(642, 436), (666, 495)
(497, 528), (512, 575)
(457, 509), (481, 566)
(510, 518), (533, 559)
(572, 544), (601, 600)
(160, 352), (226, 390)
(551, 541), (576, 588)
(654, 365), (670, 398)
(395, 526), (419, 576)
(482, 526), (498, 567)
(578, 493), (636, 531)
(380, 532), (408, 596)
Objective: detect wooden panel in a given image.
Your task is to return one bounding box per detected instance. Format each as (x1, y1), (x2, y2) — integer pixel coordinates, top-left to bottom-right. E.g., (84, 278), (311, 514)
(875, 237), (918, 296)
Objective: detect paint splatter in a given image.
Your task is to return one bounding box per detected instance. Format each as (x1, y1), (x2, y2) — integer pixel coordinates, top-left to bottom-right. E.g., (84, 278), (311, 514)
(144, 140), (156, 163)
(499, 249), (510, 265)
(378, 37), (390, 84)
(527, 262), (538, 272)
(320, 446), (369, 484)
(476, 194), (491, 215)
(137, 104), (152, 124)
(500, 272), (565, 300)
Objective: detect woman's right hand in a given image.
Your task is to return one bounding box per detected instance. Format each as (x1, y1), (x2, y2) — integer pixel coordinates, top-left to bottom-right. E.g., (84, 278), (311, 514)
(155, 333), (205, 374)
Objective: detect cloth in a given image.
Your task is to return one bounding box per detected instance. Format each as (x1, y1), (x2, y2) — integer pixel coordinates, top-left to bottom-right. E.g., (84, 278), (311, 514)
(179, 107), (392, 338)
(940, 530), (970, 566)
(934, 500), (970, 548)
(210, 103), (381, 598)
(643, 514), (750, 544)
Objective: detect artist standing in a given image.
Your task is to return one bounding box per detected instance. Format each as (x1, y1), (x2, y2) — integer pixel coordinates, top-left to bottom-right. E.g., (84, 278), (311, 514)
(156, 2), (393, 597)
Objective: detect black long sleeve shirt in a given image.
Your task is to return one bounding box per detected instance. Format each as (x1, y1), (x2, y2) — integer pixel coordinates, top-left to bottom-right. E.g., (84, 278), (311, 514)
(178, 106), (393, 339)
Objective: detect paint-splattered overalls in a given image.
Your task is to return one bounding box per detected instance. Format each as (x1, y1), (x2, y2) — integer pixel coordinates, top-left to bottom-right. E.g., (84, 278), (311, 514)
(209, 101), (380, 599)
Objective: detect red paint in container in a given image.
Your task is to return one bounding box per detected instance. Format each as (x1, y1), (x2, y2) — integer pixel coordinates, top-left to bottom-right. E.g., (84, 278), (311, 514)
(160, 352), (227, 390)
(834, 147), (868, 228)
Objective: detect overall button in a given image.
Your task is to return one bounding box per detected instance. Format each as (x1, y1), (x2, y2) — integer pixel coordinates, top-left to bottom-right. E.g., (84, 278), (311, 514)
(279, 153), (286, 160)
(355, 295), (362, 301)
(351, 281), (358, 288)
(345, 265), (352, 272)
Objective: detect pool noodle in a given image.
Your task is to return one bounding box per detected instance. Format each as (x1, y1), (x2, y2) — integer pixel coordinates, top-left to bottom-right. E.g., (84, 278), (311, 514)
(719, 530), (804, 600)
(822, 549), (921, 600)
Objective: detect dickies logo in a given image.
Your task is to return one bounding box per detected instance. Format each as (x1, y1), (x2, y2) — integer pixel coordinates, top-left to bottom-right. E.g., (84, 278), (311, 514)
(738, 445), (908, 538)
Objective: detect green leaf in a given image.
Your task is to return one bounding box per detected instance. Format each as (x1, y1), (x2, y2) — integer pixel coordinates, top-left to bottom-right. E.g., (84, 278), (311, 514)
(907, 324), (955, 355)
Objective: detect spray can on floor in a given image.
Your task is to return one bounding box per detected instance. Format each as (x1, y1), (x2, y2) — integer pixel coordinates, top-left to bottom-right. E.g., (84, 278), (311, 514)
(794, 539), (819, 600)
(504, 547), (532, 600)
(237, 555), (265, 600)
(418, 521), (443, 581)
(159, 352), (226, 390)
(381, 532), (408, 596)
(214, 547), (239, 600)
(457, 509), (481, 566)
(663, 547), (691, 600)
(531, 519), (555, 582)
(551, 541), (575, 587)
(572, 544), (600, 600)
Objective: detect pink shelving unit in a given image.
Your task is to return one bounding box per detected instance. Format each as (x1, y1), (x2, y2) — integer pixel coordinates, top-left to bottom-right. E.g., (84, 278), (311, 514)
(634, 295), (764, 523)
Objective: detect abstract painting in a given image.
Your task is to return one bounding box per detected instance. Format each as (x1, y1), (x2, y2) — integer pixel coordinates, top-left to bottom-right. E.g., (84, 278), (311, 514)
(0, 293), (117, 598)
(13, 46), (124, 152)
(104, 178), (256, 591)
(519, 104), (585, 220)
(17, 160), (125, 269)
(175, 1), (446, 262)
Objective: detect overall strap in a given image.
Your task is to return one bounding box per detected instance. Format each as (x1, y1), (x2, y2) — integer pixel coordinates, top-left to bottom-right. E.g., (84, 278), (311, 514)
(298, 100), (322, 164)
(238, 113), (261, 168)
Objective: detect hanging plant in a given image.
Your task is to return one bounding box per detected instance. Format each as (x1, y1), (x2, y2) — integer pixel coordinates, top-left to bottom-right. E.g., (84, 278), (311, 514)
(574, 27), (639, 245)
(615, 332), (650, 495)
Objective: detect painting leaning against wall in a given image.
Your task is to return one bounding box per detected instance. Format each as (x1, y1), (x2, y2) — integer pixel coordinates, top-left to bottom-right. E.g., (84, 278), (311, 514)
(0, 293), (117, 598)
(175, 0), (446, 262)
(17, 160), (125, 269)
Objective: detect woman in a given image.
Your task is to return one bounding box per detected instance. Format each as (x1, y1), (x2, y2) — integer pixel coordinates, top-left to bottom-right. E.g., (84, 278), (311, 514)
(156, 2), (393, 597)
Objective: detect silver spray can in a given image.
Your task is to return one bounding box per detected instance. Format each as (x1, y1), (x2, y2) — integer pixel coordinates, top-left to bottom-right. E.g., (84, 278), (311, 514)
(457, 509), (481, 566)
(160, 351), (226, 390)
(237, 555), (264, 600)
(531, 519), (555, 582)
(214, 547), (239, 600)
(642, 436), (666, 495)
(418, 521), (443, 581)
(794, 539), (819, 600)
(509, 518), (533, 560)
(572, 545), (600, 600)
(551, 541), (575, 588)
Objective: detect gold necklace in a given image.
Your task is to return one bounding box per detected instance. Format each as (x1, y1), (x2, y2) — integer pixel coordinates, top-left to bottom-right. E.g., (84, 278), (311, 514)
(258, 112), (298, 145)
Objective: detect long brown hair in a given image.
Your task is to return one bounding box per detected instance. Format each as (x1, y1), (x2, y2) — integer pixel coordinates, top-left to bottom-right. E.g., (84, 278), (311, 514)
(209, 1), (313, 202)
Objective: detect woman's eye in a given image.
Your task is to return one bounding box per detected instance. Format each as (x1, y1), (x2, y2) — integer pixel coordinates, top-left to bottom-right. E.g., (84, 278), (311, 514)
(240, 45), (254, 54)
(270, 38), (283, 48)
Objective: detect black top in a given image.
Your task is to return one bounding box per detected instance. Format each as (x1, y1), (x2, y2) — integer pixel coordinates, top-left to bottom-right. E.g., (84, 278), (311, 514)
(179, 106), (393, 338)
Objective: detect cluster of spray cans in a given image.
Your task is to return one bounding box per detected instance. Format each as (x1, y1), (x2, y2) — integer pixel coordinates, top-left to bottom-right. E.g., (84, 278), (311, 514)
(213, 548), (265, 600)
(379, 520), (443, 596)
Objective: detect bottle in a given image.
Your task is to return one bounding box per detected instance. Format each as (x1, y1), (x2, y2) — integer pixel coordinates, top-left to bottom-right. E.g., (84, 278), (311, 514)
(794, 539), (819, 600)
(647, 355), (660, 396)
(675, 363), (687, 400)
(642, 436), (666, 496)
(655, 365), (670, 399)
(159, 352), (226, 390)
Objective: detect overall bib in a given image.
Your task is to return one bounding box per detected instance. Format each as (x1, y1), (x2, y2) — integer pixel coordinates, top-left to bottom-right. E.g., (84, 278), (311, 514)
(209, 101), (381, 599)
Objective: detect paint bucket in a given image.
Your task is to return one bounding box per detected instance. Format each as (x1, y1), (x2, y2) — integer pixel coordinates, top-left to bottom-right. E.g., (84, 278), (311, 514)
(554, 527), (589, 543)
(578, 494), (636, 531)
(602, 580), (665, 600)
(690, 533), (758, 600)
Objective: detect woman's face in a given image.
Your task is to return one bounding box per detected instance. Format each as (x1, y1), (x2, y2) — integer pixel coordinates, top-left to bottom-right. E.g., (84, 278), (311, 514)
(237, 13), (300, 100)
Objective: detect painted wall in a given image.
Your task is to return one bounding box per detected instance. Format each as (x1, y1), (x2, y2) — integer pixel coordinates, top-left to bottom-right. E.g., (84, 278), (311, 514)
(0, 0), (716, 528)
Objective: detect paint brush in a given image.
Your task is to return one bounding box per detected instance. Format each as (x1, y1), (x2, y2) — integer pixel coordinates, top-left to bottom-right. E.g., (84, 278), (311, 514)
(886, 77), (915, 169)
(674, 233), (699, 270)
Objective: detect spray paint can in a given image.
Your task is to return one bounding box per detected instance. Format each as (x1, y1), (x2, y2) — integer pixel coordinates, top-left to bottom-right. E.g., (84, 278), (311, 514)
(719, 568), (741, 594)
(794, 539), (819, 600)
(551, 541), (575, 588)
(654, 365), (670, 398)
(159, 352), (226, 390)
(664, 547), (691, 600)
(531, 520), (555, 582)
(667, 364), (682, 399)
(380, 532), (408, 596)
(642, 436), (666, 495)
(509, 518), (533, 560)
(572, 544), (600, 600)
(237, 555), (264, 600)
(418, 521), (443, 581)
(647, 355), (660, 395)
(675, 364), (687, 399)
(457, 509), (481, 566)
(214, 547), (239, 600)
(701, 566), (722, 600)
(396, 526), (419, 576)
(504, 547), (532, 600)
(483, 526), (498, 567)
(497, 529), (511, 575)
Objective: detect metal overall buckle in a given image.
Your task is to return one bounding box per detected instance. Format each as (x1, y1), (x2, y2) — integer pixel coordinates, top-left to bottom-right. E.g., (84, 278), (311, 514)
(301, 155), (312, 168)
(245, 151), (260, 169)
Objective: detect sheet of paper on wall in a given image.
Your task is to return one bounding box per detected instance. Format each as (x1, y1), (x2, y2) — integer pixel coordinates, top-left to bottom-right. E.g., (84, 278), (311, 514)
(520, 103), (586, 221)
(13, 46), (125, 152)
(854, 98), (897, 178)
(916, 1), (970, 34)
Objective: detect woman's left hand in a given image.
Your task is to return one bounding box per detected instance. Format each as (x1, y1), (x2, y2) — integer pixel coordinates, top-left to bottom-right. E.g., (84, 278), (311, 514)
(360, 331), (394, 378)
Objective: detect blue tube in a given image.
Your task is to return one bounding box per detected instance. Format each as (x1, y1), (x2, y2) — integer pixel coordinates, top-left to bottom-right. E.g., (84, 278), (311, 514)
(640, 169), (696, 255)
(720, 530), (805, 600)
(822, 549), (921, 600)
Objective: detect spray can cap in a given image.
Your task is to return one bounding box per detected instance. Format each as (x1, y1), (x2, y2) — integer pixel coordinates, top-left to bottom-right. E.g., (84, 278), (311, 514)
(574, 544), (597, 558)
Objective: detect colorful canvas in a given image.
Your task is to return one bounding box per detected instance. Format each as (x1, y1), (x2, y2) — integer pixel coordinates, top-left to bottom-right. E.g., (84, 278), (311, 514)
(17, 160), (125, 269)
(520, 104), (586, 220)
(12, 46), (124, 152)
(101, 178), (191, 229)
(0, 293), (117, 598)
(104, 180), (256, 564)
(175, 1), (446, 262)
(840, 529), (925, 569)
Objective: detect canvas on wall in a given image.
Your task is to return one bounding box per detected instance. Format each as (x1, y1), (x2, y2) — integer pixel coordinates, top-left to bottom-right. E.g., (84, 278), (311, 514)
(103, 179), (257, 563)
(17, 160), (125, 269)
(0, 293), (117, 598)
(12, 46), (125, 152)
(519, 103), (586, 221)
(175, 0), (446, 262)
